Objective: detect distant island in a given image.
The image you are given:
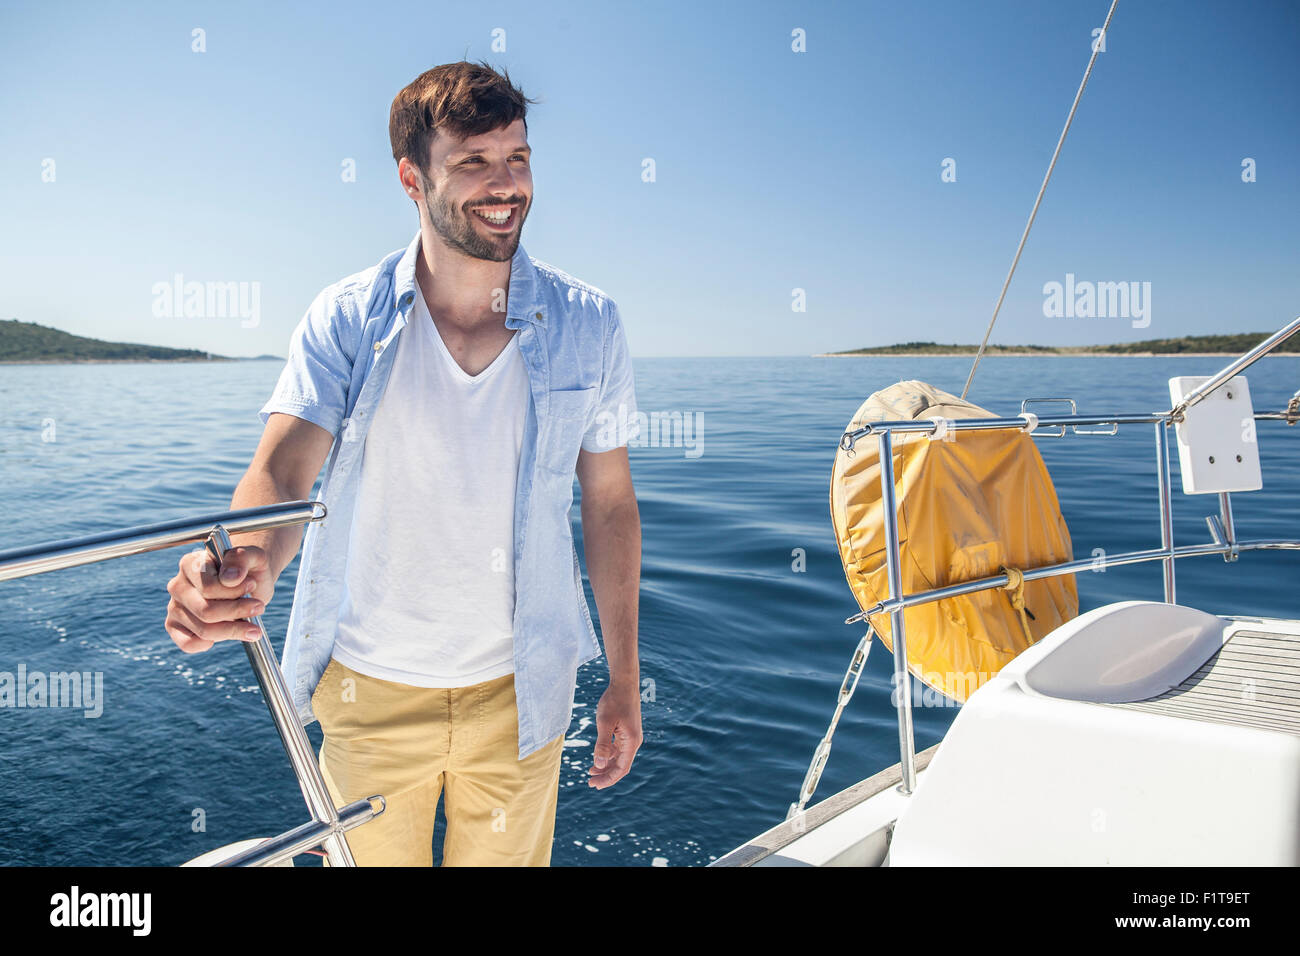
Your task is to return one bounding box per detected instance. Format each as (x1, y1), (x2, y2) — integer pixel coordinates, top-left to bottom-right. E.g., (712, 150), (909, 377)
(819, 333), (1299, 357)
(0, 319), (281, 364)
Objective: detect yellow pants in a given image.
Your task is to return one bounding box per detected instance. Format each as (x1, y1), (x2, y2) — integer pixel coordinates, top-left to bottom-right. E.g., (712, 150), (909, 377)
(312, 657), (565, 866)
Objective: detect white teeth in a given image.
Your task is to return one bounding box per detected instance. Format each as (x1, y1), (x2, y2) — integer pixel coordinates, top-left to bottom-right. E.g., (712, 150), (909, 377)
(474, 208), (512, 224)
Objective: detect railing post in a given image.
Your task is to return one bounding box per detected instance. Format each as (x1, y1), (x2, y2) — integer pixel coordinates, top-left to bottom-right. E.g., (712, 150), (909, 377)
(877, 430), (917, 794)
(1155, 421), (1176, 603)
(207, 525), (357, 867)
(1218, 492), (1238, 562)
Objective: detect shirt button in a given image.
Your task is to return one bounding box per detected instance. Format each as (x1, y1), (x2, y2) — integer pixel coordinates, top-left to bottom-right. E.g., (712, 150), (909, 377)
(373, 343), (382, 352)
(535, 312), (542, 320)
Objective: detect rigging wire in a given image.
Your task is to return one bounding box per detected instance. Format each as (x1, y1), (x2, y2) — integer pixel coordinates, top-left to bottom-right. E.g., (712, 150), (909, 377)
(960, 0), (1121, 400)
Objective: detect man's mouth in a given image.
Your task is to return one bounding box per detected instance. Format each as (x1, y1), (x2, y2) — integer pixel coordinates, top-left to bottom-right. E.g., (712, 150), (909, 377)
(470, 204), (518, 230)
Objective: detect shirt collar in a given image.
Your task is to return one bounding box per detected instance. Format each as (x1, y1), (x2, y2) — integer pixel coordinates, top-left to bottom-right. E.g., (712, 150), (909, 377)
(393, 230), (546, 328)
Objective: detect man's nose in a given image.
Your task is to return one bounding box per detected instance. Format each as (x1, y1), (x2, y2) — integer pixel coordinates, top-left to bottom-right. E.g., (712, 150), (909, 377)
(482, 161), (524, 196)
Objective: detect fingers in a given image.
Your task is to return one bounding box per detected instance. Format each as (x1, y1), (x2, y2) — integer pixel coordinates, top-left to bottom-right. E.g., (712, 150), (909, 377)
(164, 611), (214, 654)
(184, 547), (269, 599)
(168, 562), (267, 623)
(588, 729), (641, 789)
(588, 722), (617, 784)
(167, 596), (263, 645)
(164, 548), (268, 653)
(210, 545), (270, 591)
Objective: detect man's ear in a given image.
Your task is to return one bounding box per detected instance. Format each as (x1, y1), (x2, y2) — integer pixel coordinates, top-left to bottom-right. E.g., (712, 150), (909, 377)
(398, 157), (425, 202)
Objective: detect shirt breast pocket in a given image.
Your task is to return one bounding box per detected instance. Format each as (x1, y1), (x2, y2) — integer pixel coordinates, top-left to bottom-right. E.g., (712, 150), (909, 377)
(541, 387), (597, 477)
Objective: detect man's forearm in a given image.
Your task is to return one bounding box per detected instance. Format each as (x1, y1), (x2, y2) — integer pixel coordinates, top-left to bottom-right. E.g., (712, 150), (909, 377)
(226, 468), (310, 582)
(580, 496), (641, 687)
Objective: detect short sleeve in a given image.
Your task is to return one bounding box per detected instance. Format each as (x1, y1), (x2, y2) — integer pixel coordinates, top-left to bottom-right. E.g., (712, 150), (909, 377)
(581, 300), (640, 453)
(258, 289), (356, 437)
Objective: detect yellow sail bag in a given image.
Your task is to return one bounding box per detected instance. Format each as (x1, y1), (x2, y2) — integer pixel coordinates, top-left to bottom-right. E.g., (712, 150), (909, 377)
(831, 380), (1078, 701)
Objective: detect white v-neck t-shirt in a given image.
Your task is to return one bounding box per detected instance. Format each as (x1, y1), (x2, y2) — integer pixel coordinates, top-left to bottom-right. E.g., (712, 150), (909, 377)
(331, 285), (529, 687)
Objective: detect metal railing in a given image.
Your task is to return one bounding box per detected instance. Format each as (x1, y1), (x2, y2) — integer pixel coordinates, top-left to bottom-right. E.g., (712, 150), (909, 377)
(0, 500), (384, 866)
(837, 317), (1300, 796)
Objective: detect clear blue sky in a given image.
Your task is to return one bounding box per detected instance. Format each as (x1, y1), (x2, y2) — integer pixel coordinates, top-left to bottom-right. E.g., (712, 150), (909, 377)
(1, 0), (1296, 357)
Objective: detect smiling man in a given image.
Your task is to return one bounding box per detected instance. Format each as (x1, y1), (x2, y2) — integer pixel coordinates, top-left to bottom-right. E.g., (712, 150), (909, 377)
(163, 60), (643, 866)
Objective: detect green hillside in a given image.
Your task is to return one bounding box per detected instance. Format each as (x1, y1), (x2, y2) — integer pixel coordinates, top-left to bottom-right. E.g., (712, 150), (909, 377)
(0, 319), (230, 363)
(827, 332), (1299, 356)
(1090, 333), (1298, 354)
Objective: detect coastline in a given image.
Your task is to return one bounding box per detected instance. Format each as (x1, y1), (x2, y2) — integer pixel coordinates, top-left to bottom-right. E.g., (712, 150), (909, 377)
(812, 351), (1298, 358)
(0, 357), (270, 365)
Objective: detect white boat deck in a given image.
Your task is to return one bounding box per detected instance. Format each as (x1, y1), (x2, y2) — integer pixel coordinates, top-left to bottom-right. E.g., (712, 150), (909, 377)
(1108, 622), (1300, 737)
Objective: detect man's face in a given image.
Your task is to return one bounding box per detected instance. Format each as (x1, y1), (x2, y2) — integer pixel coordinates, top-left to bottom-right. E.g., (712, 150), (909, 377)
(414, 118), (532, 263)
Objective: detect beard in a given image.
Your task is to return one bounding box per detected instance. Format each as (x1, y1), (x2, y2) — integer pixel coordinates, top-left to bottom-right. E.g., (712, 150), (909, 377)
(419, 170), (528, 263)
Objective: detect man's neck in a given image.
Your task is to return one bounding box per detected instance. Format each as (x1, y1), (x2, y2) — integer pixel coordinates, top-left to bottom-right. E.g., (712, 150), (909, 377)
(415, 223), (514, 332)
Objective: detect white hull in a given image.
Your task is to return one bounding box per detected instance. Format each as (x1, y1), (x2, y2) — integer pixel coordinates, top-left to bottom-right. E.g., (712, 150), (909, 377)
(716, 602), (1300, 867)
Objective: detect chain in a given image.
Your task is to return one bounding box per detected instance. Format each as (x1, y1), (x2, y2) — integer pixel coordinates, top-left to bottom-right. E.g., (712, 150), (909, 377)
(788, 629), (874, 819)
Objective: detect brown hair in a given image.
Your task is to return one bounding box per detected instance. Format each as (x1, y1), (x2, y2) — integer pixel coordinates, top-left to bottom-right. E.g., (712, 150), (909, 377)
(389, 60), (537, 175)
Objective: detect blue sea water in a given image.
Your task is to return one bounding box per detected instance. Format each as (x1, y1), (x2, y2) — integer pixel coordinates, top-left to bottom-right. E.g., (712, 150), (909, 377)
(1, 353), (1298, 866)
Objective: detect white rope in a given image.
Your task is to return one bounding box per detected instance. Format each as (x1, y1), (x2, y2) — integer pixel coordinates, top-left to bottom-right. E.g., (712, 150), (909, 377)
(1019, 412), (1039, 434)
(960, 0), (1121, 401)
(928, 416), (953, 441)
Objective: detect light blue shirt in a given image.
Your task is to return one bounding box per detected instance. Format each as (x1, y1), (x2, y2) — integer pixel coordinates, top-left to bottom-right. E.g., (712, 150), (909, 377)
(258, 231), (639, 759)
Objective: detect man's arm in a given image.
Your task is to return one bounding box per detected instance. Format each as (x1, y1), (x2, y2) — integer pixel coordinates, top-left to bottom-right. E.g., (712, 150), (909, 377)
(164, 414), (334, 653)
(227, 414), (336, 579)
(576, 445), (643, 789)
